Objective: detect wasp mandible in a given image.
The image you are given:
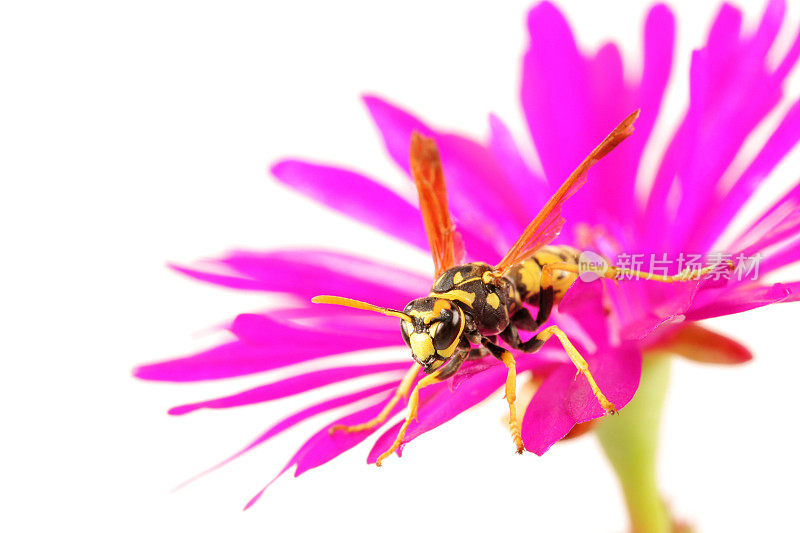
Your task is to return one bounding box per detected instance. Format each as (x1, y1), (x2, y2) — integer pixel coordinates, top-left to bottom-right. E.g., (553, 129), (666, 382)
(314, 109), (717, 466)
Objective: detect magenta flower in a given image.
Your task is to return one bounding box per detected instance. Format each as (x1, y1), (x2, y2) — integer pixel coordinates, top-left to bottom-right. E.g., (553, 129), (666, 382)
(136, 0), (800, 518)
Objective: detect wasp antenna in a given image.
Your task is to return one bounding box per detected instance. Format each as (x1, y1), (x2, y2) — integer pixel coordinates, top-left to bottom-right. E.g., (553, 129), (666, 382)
(311, 295), (412, 323)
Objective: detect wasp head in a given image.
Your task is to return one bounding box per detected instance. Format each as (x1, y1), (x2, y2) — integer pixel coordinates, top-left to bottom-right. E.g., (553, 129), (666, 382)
(399, 297), (464, 373)
(310, 294), (464, 374)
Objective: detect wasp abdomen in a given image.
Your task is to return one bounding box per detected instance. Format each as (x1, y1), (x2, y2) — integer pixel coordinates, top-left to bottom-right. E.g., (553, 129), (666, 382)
(505, 245), (581, 305)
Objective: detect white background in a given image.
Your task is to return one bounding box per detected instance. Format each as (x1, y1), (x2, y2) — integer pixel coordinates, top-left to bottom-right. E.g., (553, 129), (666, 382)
(3, 1), (800, 531)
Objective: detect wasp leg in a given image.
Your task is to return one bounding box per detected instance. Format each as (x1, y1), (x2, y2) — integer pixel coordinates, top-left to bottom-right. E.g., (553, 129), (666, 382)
(376, 351), (467, 466)
(534, 266), (557, 328)
(500, 322), (535, 350)
(330, 363), (420, 434)
(519, 261), (604, 332)
(480, 339), (524, 453)
(500, 324), (616, 414)
(467, 346), (491, 359)
(509, 306), (539, 332)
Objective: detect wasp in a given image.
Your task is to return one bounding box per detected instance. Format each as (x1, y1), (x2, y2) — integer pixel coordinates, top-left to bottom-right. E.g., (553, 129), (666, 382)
(314, 109), (718, 465)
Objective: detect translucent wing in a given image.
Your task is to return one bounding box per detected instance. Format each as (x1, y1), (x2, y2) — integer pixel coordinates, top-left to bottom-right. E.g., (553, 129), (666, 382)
(493, 110), (640, 275)
(410, 132), (466, 278)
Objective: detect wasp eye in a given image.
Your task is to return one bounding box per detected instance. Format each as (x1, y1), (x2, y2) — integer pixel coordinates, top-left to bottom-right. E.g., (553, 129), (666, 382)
(400, 320), (411, 347)
(432, 309), (460, 351)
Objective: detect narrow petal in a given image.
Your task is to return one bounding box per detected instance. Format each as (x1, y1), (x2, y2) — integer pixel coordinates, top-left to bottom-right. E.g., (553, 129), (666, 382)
(631, 3), (675, 234)
(739, 209), (800, 259)
(521, 2), (591, 190)
(176, 382), (398, 491)
(363, 95), (523, 256)
(645, 1), (796, 252)
(773, 14), (800, 81)
(684, 282), (793, 320)
(522, 3), (672, 234)
(361, 94), (432, 175)
(487, 113), (549, 220)
(698, 100), (800, 252)
(729, 180), (800, 259)
(246, 400), (399, 509)
(292, 403), (398, 476)
(167, 362), (410, 415)
(171, 249), (430, 309)
(759, 238), (800, 273)
(272, 160), (430, 251)
(581, 43), (636, 225)
(134, 330), (400, 382)
(433, 133), (532, 245)
(635, 3), (675, 149)
(657, 323), (752, 364)
(231, 308), (397, 344)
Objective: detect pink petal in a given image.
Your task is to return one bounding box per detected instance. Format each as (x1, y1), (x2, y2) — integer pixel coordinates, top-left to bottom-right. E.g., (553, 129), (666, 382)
(250, 382), (397, 445)
(366, 353), (561, 463)
(556, 279), (612, 345)
(177, 382), (398, 491)
(167, 362), (410, 415)
(620, 281), (703, 341)
(230, 310), (396, 344)
(521, 2), (591, 191)
(272, 160), (430, 251)
(432, 133), (531, 241)
(760, 238), (800, 274)
(700, 99), (800, 252)
(362, 95), (523, 256)
(657, 323), (752, 365)
(729, 180), (800, 265)
(365, 381), (448, 464)
(487, 113), (549, 220)
(581, 42), (637, 225)
(739, 211), (800, 259)
(773, 6), (800, 81)
(245, 400), (400, 509)
(521, 3), (672, 233)
(519, 365), (578, 455)
(171, 249), (430, 309)
(684, 282), (794, 320)
(633, 3), (675, 156)
(292, 403), (398, 476)
(522, 343), (641, 455)
(361, 94), (431, 175)
(588, 4), (673, 232)
(134, 330), (400, 382)
(630, 4), (676, 233)
(645, 1), (798, 252)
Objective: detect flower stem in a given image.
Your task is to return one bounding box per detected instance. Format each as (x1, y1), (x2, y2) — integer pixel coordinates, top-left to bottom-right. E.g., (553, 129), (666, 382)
(596, 354), (672, 533)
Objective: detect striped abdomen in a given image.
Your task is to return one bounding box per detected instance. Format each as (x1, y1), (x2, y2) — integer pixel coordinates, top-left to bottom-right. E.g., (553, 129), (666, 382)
(504, 245), (581, 306)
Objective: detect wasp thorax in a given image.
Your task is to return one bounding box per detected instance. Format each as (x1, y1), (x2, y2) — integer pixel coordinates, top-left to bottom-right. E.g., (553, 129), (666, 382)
(399, 296), (463, 373)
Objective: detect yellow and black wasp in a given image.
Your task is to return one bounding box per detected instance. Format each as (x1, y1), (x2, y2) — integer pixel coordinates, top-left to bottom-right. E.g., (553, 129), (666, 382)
(314, 109), (715, 465)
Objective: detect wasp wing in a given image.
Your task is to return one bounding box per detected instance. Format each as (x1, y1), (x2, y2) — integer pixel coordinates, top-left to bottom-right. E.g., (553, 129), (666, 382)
(493, 110), (640, 276)
(410, 132), (465, 278)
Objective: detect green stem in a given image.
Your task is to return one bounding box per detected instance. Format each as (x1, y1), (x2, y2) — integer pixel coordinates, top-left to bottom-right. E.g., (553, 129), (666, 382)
(596, 354), (672, 533)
